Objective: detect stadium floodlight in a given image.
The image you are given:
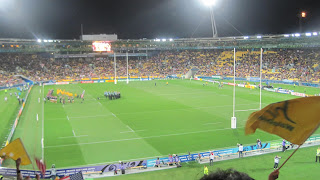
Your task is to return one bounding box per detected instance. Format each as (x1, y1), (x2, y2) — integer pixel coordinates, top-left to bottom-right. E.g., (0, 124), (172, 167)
(291, 34), (295, 37)
(201, 0), (217, 7)
(284, 34), (290, 37)
(162, 39), (166, 42)
(48, 40), (53, 42)
(169, 38), (173, 41)
(200, 0), (218, 38)
(43, 39), (48, 42)
(294, 33), (301, 37)
(306, 33), (312, 37)
(257, 36), (262, 39)
(37, 39), (42, 43)
(155, 39), (160, 42)
(244, 36), (249, 39)
(313, 32), (318, 36)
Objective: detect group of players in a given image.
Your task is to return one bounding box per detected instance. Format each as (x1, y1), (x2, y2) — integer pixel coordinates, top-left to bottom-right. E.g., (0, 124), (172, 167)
(104, 91), (121, 100)
(3, 87), (26, 105)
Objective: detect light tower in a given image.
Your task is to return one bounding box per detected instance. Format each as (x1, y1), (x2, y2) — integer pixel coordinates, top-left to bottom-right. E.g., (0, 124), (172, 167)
(201, 0), (218, 38)
(299, 11), (307, 33)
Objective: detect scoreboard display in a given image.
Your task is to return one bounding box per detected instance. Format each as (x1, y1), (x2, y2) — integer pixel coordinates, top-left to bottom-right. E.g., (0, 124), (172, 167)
(92, 41), (112, 52)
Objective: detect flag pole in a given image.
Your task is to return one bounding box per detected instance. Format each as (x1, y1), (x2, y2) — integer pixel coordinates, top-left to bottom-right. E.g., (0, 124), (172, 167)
(278, 144), (302, 170)
(260, 48), (262, 110)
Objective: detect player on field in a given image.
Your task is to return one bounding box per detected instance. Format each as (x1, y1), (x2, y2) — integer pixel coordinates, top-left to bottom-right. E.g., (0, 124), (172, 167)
(166, 82), (168, 85)
(4, 96), (7, 102)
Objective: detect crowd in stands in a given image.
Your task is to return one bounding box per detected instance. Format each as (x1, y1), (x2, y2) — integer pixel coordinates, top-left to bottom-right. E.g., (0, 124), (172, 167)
(1, 49), (320, 86)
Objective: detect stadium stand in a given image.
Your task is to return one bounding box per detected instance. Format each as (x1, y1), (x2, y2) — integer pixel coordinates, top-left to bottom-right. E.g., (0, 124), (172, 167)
(1, 48), (320, 86)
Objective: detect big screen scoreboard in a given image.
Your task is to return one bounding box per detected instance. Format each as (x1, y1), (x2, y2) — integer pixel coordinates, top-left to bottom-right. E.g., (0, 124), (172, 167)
(92, 41), (112, 52)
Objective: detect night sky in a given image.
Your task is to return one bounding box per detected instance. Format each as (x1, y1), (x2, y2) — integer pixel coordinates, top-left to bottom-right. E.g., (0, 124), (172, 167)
(0, 0), (319, 39)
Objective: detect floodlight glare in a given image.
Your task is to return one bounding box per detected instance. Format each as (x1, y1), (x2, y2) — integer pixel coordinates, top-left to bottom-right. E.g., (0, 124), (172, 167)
(43, 40), (48, 42)
(301, 11), (306, 18)
(37, 39), (42, 43)
(155, 39), (160, 42)
(201, 0), (216, 6)
(48, 40), (53, 42)
(284, 34), (290, 37)
(162, 39), (166, 42)
(169, 38), (173, 41)
(257, 36), (262, 39)
(244, 36), (249, 39)
(294, 33), (300, 37)
(306, 33), (312, 37)
(313, 32), (318, 36)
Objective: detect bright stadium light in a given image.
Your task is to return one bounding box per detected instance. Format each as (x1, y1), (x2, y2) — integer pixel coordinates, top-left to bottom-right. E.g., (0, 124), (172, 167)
(200, 0), (218, 37)
(155, 39), (160, 42)
(37, 39), (42, 43)
(313, 32), (318, 36)
(48, 40), (53, 42)
(169, 38), (173, 41)
(294, 33), (301, 37)
(306, 33), (312, 37)
(291, 34), (295, 37)
(43, 39), (48, 42)
(284, 34), (290, 37)
(244, 36), (249, 39)
(201, 0), (217, 6)
(162, 39), (166, 42)
(257, 36), (262, 39)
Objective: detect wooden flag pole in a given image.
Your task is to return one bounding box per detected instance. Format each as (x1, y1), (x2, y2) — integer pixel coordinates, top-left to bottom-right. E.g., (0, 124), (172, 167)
(278, 144), (302, 170)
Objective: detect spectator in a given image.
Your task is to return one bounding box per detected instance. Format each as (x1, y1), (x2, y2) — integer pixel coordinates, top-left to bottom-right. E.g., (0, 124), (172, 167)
(282, 140), (286, 152)
(274, 155), (281, 169)
(155, 157), (160, 167)
(238, 144), (244, 158)
(200, 168), (254, 180)
(174, 154), (180, 166)
(50, 164), (56, 180)
(209, 152), (214, 166)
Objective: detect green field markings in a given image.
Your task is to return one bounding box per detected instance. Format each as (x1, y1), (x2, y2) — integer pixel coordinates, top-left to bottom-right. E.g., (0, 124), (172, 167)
(5, 80), (320, 169)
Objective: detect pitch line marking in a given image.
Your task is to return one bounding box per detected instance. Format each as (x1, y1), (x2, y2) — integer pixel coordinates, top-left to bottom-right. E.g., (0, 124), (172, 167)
(112, 113), (116, 117)
(72, 130), (76, 137)
(45, 126), (245, 149)
(120, 129), (145, 133)
(59, 135), (88, 139)
(120, 131), (134, 134)
(203, 122), (222, 125)
(67, 116), (69, 121)
(126, 125), (134, 132)
(235, 108), (260, 112)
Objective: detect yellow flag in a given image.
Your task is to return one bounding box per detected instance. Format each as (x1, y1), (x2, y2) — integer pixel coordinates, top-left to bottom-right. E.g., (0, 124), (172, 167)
(0, 138), (32, 165)
(245, 96), (320, 145)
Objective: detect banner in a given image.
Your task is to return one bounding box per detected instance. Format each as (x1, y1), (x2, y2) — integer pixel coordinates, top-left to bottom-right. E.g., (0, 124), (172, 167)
(81, 81), (93, 84)
(291, 92), (305, 97)
(55, 82), (69, 85)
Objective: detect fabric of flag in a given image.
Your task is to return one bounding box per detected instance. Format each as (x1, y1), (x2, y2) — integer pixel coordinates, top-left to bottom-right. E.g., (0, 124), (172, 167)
(70, 171), (84, 180)
(60, 176), (70, 180)
(60, 172), (84, 180)
(245, 96), (320, 145)
(0, 138), (31, 165)
(35, 158), (46, 176)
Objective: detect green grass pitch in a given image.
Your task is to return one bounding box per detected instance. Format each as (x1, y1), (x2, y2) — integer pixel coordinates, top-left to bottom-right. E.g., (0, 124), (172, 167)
(2, 80), (320, 179)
